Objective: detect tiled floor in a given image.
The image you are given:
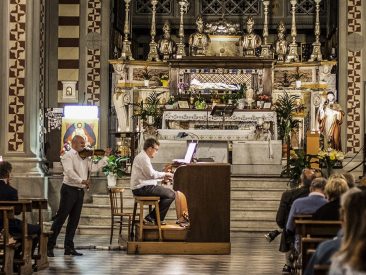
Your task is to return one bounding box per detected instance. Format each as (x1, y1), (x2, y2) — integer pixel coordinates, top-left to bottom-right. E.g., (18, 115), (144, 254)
(37, 232), (285, 275)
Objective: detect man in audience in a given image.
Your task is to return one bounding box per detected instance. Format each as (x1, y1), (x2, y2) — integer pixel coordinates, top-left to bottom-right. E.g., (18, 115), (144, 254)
(0, 161), (41, 259)
(313, 177), (349, 220)
(281, 177), (328, 273)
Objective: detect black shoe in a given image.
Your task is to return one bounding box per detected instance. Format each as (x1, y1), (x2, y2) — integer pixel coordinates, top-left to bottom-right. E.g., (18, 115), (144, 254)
(282, 264), (294, 274)
(64, 248), (83, 256)
(265, 229), (281, 242)
(47, 249), (54, 257)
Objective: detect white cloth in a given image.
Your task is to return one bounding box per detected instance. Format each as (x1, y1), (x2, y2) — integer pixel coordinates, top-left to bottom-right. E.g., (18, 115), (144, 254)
(61, 148), (108, 189)
(130, 150), (166, 190)
(329, 255), (366, 275)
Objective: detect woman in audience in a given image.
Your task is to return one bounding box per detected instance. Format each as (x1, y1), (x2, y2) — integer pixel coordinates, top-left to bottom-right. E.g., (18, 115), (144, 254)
(342, 172), (355, 188)
(313, 177), (349, 220)
(304, 188), (361, 275)
(329, 190), (366, 274)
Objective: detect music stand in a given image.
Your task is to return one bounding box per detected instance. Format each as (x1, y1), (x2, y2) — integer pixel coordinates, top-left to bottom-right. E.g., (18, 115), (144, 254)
(210, 104), (235, 129)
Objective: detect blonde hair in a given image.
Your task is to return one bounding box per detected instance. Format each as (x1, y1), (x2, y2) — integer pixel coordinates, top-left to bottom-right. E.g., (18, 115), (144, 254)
(336, 189), (366, 271)
(324, 178), (349, 201)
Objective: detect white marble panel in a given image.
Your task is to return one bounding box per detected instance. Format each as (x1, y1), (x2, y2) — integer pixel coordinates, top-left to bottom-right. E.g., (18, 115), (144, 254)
(232, 140), (282, 165)
(151, 140), (187, 165)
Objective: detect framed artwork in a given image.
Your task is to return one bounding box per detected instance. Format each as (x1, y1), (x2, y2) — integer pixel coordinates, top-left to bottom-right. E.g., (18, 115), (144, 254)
(61, 118), (99, 149)
(178, 101), (189, 109)
(291, 117), (305, 149)
(263, 102), (272, 109)
(59, 81), (78, 103)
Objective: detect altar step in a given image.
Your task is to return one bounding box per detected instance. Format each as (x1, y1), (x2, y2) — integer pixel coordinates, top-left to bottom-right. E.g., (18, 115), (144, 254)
(46, 177), (289, 234)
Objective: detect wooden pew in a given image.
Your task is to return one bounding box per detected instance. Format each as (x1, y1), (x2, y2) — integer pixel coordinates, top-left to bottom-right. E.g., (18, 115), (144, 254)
(0, 200), (33, 275)
(0, 206), (15, 275)
(295, 220), (341, 273)
(314, 264), (330, 275)
(26, 198), (49, 270)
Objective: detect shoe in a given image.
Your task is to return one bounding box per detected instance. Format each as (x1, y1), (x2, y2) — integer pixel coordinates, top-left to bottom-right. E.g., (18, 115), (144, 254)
(158, 220), (167, 225)
(47, 249), (54, 257)
(265, 230), (280, 243)
(64, 248), (83, 256)
(143, 217), (155, 225)
(282, 264), (294, 274)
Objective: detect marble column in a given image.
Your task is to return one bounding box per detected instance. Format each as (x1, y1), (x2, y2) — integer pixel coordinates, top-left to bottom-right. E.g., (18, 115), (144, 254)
(0, 0), (45, 197)
(338, 0), (365, 175)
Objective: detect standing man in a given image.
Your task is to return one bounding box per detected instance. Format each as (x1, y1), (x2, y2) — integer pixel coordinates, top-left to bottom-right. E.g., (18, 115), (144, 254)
(47, 135), (111, 257)
(131, 138), (175, 224)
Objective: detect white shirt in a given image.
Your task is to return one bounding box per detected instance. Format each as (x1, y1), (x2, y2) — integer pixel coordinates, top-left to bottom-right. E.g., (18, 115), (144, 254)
(130, 150), (166, 190)
(61, 148), (108, 189)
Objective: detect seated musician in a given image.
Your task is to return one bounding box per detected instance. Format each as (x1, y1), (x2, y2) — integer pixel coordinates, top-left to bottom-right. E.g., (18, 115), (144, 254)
(130, 138), (175, 225)
(0, 161), (41, 257)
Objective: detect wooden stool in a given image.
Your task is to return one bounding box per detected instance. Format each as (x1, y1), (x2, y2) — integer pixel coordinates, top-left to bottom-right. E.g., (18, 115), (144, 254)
(132, 196), (162, 241)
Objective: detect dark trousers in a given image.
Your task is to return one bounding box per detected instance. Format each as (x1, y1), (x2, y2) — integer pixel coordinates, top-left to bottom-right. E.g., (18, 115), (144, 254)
(48, 184), (84, 250)
(9, 219), (40, 257)
(132, 185), (175, 221)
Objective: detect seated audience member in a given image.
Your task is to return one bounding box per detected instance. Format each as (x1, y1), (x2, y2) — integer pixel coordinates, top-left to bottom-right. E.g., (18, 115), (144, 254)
(273, 169), (317, 242)
(358, 177), (366, 191)
(304, 188), (362, 275)
(313, 177), (349, 220)
(272, 168), (317, 273)
(0, 161), (41, 257)
(286, 177), (328, 233)
(329, 190), (366, 274)
(341, 172), (355, 188)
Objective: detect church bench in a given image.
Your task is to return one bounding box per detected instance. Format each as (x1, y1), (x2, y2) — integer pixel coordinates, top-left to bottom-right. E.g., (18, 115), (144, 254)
(294, 219), (341, 273)
(0, 206), (16, 275)
(0, 200), (34, 275)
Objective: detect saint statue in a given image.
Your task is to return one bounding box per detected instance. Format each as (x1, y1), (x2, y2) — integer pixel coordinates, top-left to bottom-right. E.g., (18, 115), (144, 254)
(275, 21), (288, 62)
(157, 21), (177, 60)
(240, 16), (262, 57)
(188, 15), (210, 56)
(317, 91), (344, 150)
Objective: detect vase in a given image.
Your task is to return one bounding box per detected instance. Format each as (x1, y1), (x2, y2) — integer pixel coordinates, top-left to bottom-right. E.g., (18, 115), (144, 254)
(144, 79), (150, 87)
(295, 80), (302, 89)
(107, 174), (117, 188)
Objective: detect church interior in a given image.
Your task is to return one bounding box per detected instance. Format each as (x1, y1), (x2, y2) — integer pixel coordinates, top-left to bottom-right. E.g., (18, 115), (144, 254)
(0, 0), (366, 274)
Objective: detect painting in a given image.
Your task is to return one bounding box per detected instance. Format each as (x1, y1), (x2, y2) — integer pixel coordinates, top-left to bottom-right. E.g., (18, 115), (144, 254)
(61, 118), (99, 149)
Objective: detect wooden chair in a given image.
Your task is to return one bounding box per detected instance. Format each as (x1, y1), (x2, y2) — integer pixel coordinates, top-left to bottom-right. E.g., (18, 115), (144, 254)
(109, 188), (132, 245)
(132, 196), (162, 241)
(0, 206), (16, 275)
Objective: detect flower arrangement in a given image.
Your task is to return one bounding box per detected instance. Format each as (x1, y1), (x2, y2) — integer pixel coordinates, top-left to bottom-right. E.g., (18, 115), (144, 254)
(102, 155), (129, 178)
(141, 66), (151, 80)
(160, 73), (169, 80)
(318, 149), (345, 177)
(257, 94), (271, 102)
(291, 67), (306, 81)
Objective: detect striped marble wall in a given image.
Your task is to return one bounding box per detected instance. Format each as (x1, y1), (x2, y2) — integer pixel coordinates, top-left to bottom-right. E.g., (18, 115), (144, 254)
(58, 0), (80, 98)
(346, 0), (363, 154)
(7, 0), (27, 152)
(86, 0), (102, 106)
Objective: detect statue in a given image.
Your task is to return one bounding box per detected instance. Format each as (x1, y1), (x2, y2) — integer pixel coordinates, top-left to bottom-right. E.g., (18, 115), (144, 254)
(317, 91), (344, 150)
(240, 16), (262, 56)
(157, 21), (177, 60)
(275, 21), (288, 62)
(188, 15), (210, 56)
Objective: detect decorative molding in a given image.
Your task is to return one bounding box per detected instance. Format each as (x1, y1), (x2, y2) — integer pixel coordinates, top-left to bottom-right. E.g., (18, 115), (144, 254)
(86, 0), (101, 105)
(7, 0), (27, 152)
(346, 0), (362, 154)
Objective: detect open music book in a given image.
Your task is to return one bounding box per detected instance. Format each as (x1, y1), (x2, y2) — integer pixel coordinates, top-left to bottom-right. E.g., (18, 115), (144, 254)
(172, 142), (197, 164)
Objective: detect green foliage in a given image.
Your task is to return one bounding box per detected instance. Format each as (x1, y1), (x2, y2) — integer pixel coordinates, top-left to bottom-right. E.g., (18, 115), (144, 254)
(133, 91), (165, 128)
(291, 67), (306, 81)
(102, 155), (128, 178)
(142, 66), (151, 80)
(281, 149), (315, 187)
(273, 92), (300, 142)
